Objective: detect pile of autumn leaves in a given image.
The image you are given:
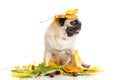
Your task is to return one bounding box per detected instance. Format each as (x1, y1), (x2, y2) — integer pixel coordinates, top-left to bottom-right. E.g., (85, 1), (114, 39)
(11, 62), (102, 78)
(11, 50), (103, 78)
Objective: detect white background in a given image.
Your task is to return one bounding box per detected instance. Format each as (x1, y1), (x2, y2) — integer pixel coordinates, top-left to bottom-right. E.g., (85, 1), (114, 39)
(0, 0), (120, 79)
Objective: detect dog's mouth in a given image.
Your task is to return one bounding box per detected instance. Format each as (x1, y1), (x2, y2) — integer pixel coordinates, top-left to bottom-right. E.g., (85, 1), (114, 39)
(75, 30), (80, 34)
(72, 29), (80, 34)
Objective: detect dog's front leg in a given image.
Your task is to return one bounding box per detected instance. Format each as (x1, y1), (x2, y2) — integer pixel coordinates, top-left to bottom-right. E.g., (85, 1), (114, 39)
(44, 50), (52, 66)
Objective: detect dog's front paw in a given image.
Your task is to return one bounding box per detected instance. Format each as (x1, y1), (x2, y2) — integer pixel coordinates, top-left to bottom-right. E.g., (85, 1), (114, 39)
(44, 61), (49, 66)
(82, 64), (91, 68)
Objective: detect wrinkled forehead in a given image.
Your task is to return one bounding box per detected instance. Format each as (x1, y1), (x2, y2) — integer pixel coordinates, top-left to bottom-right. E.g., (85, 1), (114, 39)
(65, 18), (79, 24)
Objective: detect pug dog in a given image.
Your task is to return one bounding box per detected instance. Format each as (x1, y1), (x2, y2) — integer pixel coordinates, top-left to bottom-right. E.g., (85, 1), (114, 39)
(44, 16), (90, 68)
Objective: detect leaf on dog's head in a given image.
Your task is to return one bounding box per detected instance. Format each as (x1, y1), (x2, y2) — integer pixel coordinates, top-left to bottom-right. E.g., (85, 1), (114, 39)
(66, 8), (79, 14)
(54, 8), (79, 22)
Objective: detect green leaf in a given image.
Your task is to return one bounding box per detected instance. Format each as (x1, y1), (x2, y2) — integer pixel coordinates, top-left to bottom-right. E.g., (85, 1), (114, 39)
(11, 69), (27, 73)
(11, 69), (18, 72)
(32, 65), (57, 76)
(39, 66), (56, 76)
(38, 63), (45, 67)
(41, 69), (56, 76)
(16, 76), (32, 78)
(64, 73), (73, 76)
(40, 66), (54, 73)
(56, 65), (65, 70)
(80, 71), (91, 76)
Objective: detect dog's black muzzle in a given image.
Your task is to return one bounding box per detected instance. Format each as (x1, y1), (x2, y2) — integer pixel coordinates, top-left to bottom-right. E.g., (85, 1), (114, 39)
(66, 20), (81, 37)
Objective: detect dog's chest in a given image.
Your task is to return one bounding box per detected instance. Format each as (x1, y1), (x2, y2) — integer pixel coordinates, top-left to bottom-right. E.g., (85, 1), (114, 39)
(50, 37), (75, 50)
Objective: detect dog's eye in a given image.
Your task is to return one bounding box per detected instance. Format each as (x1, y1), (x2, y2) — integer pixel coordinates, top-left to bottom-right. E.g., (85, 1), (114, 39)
(59, 18), (67, 26)
(70, 20), (78, 25)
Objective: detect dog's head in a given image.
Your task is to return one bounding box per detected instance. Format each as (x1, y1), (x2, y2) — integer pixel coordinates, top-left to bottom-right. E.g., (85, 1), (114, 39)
(58, 18), (81, 37)
(53, 9), (81, 37)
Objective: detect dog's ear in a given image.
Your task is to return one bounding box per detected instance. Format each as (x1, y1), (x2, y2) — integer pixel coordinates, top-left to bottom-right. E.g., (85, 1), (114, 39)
(58, 18), (67, 26)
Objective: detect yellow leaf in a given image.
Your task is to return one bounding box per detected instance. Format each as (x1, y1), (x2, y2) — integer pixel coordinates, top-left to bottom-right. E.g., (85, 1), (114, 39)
(12, 71), (31, 77)
(63, 65), (83, 73)
(73, 50), (81, 67)
(48, 61), (58, 67)
(89, 66), (103, 72)
(54, 8), (79, 22)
